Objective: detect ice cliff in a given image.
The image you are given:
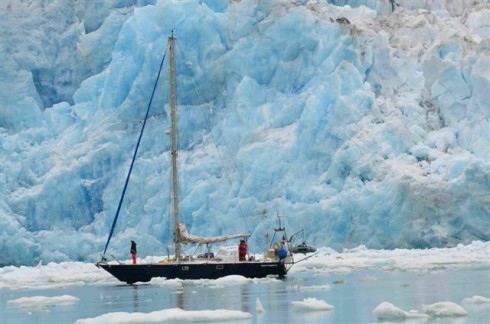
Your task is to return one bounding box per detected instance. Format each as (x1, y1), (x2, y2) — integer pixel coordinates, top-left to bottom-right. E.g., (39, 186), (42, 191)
(1, 0), (489, 266)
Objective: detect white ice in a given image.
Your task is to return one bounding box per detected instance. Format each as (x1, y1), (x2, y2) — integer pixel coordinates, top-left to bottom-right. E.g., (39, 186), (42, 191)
(291, 297), (335, 311)
(373, 301), (428, 320)
(1, 241), (488, 290)
(423, 301), (468, 317)
(292, 241), (490, 274)
(374, 300), (474, 320)
(299, 284), (332, 291)
(462, 295), (490, 305)
(7, 295), (79, 312)
(256, 297), (265, 314)
(75, 307), (252, 324)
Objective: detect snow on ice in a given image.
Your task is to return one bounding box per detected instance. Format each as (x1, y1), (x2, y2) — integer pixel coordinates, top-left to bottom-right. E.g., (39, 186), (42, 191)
(462, 296), (490, 305)
(7, 295), (79, 312)
(373, 301), (428, 320)
(423, 301), (469, 317)
(74, 308), (252, 324)
(1, 0), (489, 266)
(373, 301), (472, 320)
(291, 297), (335, 311)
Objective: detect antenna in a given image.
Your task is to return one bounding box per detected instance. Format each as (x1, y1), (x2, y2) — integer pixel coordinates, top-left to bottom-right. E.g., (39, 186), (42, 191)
(275, 212), (285, 231)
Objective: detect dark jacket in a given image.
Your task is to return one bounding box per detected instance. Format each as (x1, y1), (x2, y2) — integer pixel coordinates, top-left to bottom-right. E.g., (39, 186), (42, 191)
(130, 241), (137, 254)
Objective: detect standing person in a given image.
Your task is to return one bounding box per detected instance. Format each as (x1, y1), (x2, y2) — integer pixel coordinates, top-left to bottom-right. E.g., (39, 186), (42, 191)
(238, 239), (247, 261)
(278, 240), (288, 260)
(130, 240), (137, 264)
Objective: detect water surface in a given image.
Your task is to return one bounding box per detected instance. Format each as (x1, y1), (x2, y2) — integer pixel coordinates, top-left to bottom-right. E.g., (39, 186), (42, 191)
(2, 266), (489, 323)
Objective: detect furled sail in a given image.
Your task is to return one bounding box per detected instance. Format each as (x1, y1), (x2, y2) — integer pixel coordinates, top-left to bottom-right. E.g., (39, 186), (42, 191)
(178, 223), (250, 244)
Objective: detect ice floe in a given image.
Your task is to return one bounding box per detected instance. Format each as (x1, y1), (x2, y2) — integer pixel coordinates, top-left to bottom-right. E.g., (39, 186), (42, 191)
(462, 295), (490, 305)
(299, 284), (332, 291)
(292, 241), (490, 274)
(374, 300), (470, 320)
(373, 302), (428, 320)
(291, 297), (334, 312)
(7, 295), (79, 312)
(423, 301), (468, 317)
(74, 307), (252, 324)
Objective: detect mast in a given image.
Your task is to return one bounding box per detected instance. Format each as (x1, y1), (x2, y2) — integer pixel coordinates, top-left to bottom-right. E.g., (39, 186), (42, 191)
(169, 32), (181, 260)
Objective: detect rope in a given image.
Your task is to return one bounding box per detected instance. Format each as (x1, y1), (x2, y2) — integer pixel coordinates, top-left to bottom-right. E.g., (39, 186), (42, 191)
(102, 43), (168, 257)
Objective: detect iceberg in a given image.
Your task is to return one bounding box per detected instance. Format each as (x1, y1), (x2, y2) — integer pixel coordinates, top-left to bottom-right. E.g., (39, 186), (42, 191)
(1, 0), (489, 266)
(291, 297), (335, 311)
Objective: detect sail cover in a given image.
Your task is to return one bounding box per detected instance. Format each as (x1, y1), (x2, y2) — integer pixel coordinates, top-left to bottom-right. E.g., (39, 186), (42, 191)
(178, 224), (250, 244)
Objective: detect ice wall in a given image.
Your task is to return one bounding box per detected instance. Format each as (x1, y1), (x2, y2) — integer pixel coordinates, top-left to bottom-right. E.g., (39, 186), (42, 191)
(327, 0), (489, 16)
(1, 0), (489, 266)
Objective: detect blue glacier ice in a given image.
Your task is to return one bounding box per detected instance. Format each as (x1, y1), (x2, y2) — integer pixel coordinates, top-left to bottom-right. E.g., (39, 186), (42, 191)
(1, 0), (489, 266)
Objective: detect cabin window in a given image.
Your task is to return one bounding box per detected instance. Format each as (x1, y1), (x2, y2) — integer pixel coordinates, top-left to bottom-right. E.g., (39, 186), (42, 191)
(182, 266), (189, 271)
(216, 265), (224, 270)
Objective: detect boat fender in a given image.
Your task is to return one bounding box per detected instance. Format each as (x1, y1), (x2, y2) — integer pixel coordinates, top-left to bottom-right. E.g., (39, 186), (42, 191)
(278, 249), (288, 260)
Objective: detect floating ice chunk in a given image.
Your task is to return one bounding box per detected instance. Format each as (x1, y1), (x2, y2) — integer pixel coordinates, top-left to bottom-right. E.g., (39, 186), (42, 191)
(256, 297), (265, 313)
(423, 302), (468, 317)
(75, 308), (252, 324)
(294, 241), (490, 274)
(7, 295), (79, 311)
(462, 295), (490, 305)
(190, 275), (251, 287)
(373, 302), (407, 319)
(299, 284), (332, 291)
(291, 298), (334, 311)
(148, 277), (183, 288)
(373, 302), (428, 320)
(213, 275), (250, 284)
(0, 261), (114, 290)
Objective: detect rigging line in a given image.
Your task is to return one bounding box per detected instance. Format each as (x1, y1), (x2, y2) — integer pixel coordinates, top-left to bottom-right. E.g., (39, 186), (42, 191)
(102, 43), (169, 257)
(175, 45), (252, 235)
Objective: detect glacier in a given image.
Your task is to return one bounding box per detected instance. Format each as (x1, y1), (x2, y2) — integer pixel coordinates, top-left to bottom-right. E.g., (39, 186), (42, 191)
(0, 0), (489, 266)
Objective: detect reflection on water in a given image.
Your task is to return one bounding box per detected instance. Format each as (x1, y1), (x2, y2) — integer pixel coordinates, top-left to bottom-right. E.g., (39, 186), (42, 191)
(2, 267), (489, 323)
(131, 285), (139, 310)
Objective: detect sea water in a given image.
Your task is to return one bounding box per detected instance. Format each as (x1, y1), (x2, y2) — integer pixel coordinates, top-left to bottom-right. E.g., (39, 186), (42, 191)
(2, 266), (489, 323)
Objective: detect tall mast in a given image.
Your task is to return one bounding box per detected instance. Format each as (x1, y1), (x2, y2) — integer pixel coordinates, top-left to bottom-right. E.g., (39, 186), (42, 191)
(169, 32), (181, 260)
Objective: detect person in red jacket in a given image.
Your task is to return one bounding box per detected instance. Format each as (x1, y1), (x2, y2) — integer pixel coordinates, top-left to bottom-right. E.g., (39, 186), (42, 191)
(130, 240), (137, 264)
(238, 239), (247, 261)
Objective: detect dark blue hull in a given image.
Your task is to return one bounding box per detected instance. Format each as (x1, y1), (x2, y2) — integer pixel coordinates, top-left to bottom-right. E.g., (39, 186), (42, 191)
(97, 261), (287, 284)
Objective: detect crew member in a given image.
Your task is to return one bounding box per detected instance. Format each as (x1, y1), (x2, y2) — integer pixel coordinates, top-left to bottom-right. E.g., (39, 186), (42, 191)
(239, 239), (247, 261)
(278, 240), (288, 260)
(130, 240), (137, 264)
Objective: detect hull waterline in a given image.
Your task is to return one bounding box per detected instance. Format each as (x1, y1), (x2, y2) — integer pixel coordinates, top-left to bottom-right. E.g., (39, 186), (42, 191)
(97, 261), (287, 284)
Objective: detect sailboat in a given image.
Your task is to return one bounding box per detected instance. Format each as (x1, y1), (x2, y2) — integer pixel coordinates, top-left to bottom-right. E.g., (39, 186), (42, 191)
(96, 33), (304, 284)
